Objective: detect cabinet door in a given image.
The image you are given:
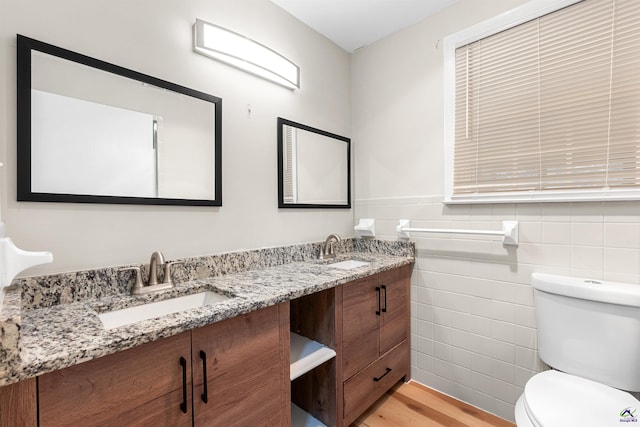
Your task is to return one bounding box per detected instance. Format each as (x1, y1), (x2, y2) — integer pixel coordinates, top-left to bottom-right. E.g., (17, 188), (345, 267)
(0, 377), (37, 427)
(342, 275), (380, 380)
(379, 265), (410, 355)
(38, 332), (192, 427)
(192, 303), (289, 427)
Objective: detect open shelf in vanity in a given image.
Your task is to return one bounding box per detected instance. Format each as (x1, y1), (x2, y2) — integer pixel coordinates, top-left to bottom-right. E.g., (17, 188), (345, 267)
(290, 287), (339, 427)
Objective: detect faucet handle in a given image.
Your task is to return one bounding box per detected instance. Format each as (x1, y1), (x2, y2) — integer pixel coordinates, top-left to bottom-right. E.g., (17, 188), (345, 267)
(120, 266), (143, 294)
(163, 261), (184, 285)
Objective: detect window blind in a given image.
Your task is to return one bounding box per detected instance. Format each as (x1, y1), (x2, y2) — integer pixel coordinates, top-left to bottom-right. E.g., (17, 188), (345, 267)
(453, 0), (640, 197)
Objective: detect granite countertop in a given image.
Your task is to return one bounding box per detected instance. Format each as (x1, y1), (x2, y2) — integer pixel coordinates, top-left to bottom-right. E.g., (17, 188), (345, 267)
(3, 251), (412, 386)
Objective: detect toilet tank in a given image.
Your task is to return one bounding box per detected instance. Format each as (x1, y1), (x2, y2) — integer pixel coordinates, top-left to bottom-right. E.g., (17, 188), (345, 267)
(532, 273), (640, 391)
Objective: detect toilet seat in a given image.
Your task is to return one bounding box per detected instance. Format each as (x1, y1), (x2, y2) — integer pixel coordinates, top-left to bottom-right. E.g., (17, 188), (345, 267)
(517, 370), (640, 426)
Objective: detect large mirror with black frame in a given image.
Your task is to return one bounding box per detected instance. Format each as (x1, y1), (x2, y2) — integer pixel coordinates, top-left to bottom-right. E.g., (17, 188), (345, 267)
(17, 35), (222, 206)
(277, 117), (351, 208)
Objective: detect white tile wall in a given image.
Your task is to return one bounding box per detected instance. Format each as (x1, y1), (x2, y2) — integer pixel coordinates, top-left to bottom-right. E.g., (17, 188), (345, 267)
(355, 196), (640, 422)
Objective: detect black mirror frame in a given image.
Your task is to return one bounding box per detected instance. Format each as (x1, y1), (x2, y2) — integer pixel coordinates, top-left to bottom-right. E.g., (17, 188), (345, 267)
(277, 117), (351, 209)
(16, 34), (223, 207)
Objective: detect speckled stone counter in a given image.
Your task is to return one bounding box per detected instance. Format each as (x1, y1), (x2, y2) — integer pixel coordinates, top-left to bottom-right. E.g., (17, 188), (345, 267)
(0, 238), (414, 386)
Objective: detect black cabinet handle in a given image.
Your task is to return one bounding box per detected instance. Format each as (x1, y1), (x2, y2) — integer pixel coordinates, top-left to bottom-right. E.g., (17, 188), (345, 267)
(373, 367), (392, 382)
(180, 357), (187, 414)
(381, 285), (388, 313)
(375, 287), (381, 315)
(200, 350), (209, 403)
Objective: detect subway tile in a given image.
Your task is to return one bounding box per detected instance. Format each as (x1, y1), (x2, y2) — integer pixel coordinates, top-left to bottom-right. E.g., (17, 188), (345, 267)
(417, 336), (434, 355)
(571, 201), (604, 222)
(451, 365), (474, 388)
(492, 204), (517, 217)
(416, 287), (433, 304)
(466, 390), (497, 415)
(414, 202), (448, 220)
(434, 324), (452, 344)
(417, 352), (434, 371)
(514, 284), (534, 306)
(470, 260), (519, 285)
(490, 320), (517, 344)
(491, 358), (516, 384)
(517, 243), (543, 265)
(414, 369), (437, 389)
(451, 347), (474, 370)
(571, 246), (603, 272)
(604, 201), (640, 223)
(542, 202), (572, 222)
(433, 358), (452, 378)
(487, 339), (516, 364)
(572, 222), (603, 246)
(515, 326), (537, 349)
(434, 342), (452, 361)
(515, 366), (538, 388)
(471, 370), (493, 394)
(491, 280), (517, 303)
(519, 222), (543, 244)
(416, 302), (433, 321)
(432, 307), (453, 326)
(514, 305), (536, 328)
(516, 203), (543, 220)
(605, 223), (640, 248)
(516, 346), (545, 370)
(490, 377), (516, 404)
(417, 319), (433, 340)
(542, 222), (572, 244)
(602, 272), (640, 285)
(604, 248), (640, 275)
(471, 352), (494, 376)
(570, 269), (604, 281)
(469, 204), (494, 221)
(489, 300), (518, 323)
(493, 398), (517, 422)
(541, 244), (572, 267)
(452, 312), (492, 336)
(442, 203), (471, 220)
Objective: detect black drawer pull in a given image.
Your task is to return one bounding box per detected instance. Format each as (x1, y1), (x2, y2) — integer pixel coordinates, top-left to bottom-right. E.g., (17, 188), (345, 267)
(180, 357), (187, 413)
(200, 350), (209, 403)
(375, 286), (381, 316)
(381, 285), (388, 313)
(373, 367), (392, 382)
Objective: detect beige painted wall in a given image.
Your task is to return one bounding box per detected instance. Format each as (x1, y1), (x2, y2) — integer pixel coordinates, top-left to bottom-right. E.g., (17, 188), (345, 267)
(1, 0), (353, 274)
(352, 0), (640, 422)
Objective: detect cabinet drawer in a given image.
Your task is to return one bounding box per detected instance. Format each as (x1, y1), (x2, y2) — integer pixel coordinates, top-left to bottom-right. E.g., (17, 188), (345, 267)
(343, 341), (409, 425)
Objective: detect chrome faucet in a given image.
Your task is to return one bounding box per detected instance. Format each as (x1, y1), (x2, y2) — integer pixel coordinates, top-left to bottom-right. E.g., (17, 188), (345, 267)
(320, 234), (341, 260)
(121, 251), (183, 295)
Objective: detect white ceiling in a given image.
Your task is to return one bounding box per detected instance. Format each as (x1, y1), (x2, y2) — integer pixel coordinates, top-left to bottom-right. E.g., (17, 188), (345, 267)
(270, 0), (460, 53)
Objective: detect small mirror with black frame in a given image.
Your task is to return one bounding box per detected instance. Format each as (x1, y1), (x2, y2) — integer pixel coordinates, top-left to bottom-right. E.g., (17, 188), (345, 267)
(17, 34), (222, 206)
(277, 117), (351, 209)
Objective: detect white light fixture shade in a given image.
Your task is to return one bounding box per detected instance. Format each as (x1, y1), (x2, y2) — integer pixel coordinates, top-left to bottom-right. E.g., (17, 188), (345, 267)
(193, 19), (300, 90)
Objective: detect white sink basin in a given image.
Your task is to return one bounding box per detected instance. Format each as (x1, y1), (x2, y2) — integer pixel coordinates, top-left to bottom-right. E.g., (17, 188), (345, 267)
(98, 291), (229, 330)
(328, 260), (370, 270)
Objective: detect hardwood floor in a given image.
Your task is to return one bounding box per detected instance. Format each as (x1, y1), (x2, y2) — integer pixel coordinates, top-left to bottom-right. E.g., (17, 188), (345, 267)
(351, 381), (515, 427)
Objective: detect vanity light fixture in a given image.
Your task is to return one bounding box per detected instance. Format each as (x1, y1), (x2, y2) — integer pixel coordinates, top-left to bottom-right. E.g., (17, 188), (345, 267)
(193, 18), (300, 90)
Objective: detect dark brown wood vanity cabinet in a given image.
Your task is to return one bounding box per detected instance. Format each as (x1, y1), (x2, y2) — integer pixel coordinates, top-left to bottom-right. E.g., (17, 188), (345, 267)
(288, 265), (411, 427)
(35, 303), (290, 427)
(192, 303), (290, 426)
(341, 265), (411, 426)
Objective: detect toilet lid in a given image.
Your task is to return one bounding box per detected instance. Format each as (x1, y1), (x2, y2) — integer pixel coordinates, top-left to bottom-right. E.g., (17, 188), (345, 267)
(524, 370), (640, 427)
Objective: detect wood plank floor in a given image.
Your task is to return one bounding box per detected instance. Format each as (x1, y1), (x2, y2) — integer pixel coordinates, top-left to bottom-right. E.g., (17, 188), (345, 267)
(351, 381), (515, 427)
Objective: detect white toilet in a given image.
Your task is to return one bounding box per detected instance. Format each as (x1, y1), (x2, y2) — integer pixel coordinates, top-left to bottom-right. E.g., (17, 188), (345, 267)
(515, 273), (640, 426)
